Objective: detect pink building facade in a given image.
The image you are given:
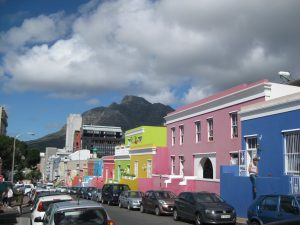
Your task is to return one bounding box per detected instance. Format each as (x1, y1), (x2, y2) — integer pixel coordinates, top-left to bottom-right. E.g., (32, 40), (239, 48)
(152, 80), (300, 194)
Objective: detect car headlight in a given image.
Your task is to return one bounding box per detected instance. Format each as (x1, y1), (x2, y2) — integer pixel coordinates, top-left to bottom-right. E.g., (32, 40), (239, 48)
(205, 209), (215, 214)
(158, 200), (167, 205)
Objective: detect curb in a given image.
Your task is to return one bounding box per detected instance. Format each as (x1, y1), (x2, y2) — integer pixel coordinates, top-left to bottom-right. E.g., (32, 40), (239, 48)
(237, 217), (248, 225)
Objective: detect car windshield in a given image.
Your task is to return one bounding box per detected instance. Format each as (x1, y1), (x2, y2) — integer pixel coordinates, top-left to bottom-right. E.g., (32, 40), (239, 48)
(194, 193), (224, 203)
(54, 208), (107, 225)
(155, 191), (176, 199)
(113, 185), (129, 192)
(129, 192), (142, 198)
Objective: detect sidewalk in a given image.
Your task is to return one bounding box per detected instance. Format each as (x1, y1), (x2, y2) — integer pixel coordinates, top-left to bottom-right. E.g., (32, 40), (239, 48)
(237, 217), (248, 225)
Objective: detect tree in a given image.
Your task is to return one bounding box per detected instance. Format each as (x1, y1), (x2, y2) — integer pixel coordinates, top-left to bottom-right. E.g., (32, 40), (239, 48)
(25, 170), (42, 183)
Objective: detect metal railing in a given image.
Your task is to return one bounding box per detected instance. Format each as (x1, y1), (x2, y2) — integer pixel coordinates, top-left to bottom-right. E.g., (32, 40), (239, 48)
(290, 176), (300, 194)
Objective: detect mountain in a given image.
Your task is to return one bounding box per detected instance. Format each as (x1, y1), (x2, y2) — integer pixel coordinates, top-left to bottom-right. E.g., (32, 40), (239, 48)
(27, 96), (174, 151)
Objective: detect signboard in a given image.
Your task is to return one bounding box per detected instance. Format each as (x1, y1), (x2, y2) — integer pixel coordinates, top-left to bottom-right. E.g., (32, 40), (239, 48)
(239, 150), (247, 176)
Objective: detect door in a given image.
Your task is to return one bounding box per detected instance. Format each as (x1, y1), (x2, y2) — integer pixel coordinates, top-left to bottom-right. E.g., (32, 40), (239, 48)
(279, 196), (300, 221)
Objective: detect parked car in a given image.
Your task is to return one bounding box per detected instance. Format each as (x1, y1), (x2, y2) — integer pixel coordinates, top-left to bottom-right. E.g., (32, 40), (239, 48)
(35, 200), (115, 225)
(24, 184), (34, 196)
(84, 187), (97, 200)
(68, 186), (79, 195)
(119, 190), (143, 210)
(248, 194), (300, 225)
(56, 186), (68, 193)
(101, 184), (130, 205)
(91, 188), (102, 202)
(173, 191), (236, 225)
(140, 190), (176, 216)
(31, 194), (73, 225)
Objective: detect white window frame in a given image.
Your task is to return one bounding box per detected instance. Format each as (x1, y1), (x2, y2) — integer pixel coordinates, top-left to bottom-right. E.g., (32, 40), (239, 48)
(194, 152), (217, 180)
(195, 121), (201, 143)
(171, 156), (175, 175)
(147, 160), (152, 178)
(207, 118), (214, 141)
(230, 112), (238, 138)
(179, 125), (184, 145)
(245, 136), (258, 176)
(134, 161), (138, 177)
(179, 156), (185, 176)
(283, 131), (300, 176)
(171, 127), (176, 146)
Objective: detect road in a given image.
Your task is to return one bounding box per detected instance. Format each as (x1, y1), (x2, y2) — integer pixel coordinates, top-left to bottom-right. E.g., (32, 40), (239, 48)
(0, 199), (245, 225)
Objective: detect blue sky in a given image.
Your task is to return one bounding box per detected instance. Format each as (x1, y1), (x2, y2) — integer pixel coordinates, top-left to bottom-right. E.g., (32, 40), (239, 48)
(1, 0), (300, 141)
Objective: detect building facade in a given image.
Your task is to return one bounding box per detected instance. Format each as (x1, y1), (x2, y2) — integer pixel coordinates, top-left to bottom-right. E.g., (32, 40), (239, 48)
(163, 80), (300, 194)
(65, 114), (82, 152)
(81, 125), (122, 157)
(221, 92), (300, 217)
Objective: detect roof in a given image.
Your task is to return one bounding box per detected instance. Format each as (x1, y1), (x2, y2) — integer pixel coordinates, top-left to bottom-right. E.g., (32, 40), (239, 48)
(53, 200), (104, 211)
(38, 194), (72, 202)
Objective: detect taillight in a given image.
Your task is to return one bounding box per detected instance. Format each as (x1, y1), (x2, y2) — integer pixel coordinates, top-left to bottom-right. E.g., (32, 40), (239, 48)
(107, 220), (115, 225)
(37, 202), (44, 212)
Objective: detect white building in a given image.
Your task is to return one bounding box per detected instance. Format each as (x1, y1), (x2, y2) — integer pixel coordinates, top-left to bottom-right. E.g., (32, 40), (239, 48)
(65, 114), (82, 152)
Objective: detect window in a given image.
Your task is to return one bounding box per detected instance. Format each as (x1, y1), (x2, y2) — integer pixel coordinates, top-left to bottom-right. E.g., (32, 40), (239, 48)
(171, 127), (176, 146)
(179, 125), (184, 145)
(134, 161), (138, 177)
(261, 196), (278, 211)
(203, 158), (213, 179)
(247, 137), (257, 149)
(194, 153), (216, 179)
(230, 112), (238, 138)
(195, 121), (201, 143)
(280, 196), (297, 214)
(207, 118), (214, 141)
(230, 152), (239, 165)
(147, 160), (152, 178)
(284, 131), (300, 176)
(179, 156), (185, 176)
(171, 156), (175, 175)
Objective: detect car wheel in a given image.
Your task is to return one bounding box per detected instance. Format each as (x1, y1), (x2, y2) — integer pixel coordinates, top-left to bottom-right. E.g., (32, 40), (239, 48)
(195, 212), (202, 225)
(173, 208), (180, 221)
(155, 207), (161, 216)
(119, 202), (122, 208)
(250, 221), (260, 225)
(127, 203), (131, 210)
(140, 204), (145, 213)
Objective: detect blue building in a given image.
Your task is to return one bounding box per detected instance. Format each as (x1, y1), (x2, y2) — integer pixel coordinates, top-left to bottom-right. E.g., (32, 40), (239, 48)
(221, 92), (300, 217)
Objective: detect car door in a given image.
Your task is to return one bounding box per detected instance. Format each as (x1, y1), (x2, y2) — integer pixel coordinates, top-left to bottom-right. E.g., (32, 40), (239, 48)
(279, 196), (300, 221)
(175, 193), (187, 218)
(148, 192), (157, 212)
(185, 193), (197, 219)
(143, 191), (151, 211)
(258, 196), (280, 224)
(102, 185), (110, 202)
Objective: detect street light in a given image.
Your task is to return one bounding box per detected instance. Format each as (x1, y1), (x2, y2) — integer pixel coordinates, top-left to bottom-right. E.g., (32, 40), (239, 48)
(11, 132), (35, 183)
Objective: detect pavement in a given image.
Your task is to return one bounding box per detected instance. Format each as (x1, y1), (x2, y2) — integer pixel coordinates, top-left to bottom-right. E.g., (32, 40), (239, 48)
(0, 196), (30, 225)
(237, 217), (248, 225)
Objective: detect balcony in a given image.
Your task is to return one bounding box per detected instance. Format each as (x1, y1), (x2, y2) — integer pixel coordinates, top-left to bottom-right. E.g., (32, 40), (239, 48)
(115, 146), (130, 156)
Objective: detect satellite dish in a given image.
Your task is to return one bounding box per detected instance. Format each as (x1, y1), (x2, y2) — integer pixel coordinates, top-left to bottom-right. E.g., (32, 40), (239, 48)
(278, 71), (293, 83)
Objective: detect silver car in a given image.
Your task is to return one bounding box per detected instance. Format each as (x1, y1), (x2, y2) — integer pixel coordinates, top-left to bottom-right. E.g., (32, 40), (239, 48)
(118, 190), (143, 210)
(91, 188), (102, 202)
(35, 200), (115, 225)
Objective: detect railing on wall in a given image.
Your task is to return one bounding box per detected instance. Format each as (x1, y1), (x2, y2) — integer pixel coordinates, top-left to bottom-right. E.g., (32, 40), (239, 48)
(290, 176), (300, 194)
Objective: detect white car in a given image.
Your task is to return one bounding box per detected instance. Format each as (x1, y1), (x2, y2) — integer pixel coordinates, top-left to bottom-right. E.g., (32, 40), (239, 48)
(24, 184), (34, 196)
(31, 194), (73, 225)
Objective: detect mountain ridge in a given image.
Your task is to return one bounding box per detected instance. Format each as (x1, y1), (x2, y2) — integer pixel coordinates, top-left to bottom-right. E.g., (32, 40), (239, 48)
(27, 95), (174, 151)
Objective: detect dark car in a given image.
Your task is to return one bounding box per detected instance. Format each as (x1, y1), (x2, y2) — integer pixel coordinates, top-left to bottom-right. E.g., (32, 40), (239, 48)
(173, 192), (236, 225)
(68, 186), (80, 195)
(84, 187), (97, 200)
(140, 190), (176, 216)
(101, 184), (130, 205)
(248, 194), (300, 225)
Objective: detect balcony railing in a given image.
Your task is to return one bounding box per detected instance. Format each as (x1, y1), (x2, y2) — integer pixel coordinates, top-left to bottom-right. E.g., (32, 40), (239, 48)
(290, 176), (300, 194)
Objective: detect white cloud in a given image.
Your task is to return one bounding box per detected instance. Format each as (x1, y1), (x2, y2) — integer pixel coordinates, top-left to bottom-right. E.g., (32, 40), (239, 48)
(1, 0), (300, 105)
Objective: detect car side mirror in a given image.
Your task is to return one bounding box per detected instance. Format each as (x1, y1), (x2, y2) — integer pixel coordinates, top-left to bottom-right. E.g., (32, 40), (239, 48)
(34, 217), (44, 222)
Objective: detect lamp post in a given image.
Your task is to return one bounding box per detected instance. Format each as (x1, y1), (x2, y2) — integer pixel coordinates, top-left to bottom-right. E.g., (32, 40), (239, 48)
(11, 132), (35, 183)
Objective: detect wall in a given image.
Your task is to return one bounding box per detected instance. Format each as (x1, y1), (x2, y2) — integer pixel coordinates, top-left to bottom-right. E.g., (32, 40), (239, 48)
(242, 109), (300, 177)
(221, 165), (291, 217)
(130, 154), (153, 178)
(94, 160), (103, 176)
(114, 160), (130, 181)
(153, 147), (170, 174)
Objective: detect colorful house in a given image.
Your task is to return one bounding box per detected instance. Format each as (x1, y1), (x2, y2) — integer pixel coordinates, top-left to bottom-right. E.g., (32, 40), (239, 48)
(161, 80), (300, 195)
(221, 91), (300, 217)
(114, 145), (130, 182)
(117, 126), (167, 190)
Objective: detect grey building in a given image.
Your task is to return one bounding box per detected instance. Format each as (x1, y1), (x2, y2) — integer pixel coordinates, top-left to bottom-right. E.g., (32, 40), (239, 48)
(81, 125), (123, 157)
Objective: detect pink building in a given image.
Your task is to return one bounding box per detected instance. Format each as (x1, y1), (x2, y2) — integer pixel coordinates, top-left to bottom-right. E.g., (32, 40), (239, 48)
(152, 80), (300, 194)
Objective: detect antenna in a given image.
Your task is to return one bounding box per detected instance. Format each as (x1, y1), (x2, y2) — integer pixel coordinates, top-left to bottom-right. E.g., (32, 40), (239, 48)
(278, 71), (293, 83)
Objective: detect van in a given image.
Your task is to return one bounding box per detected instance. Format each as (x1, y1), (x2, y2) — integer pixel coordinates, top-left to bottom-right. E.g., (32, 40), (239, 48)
(101, 184), (130, 205)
